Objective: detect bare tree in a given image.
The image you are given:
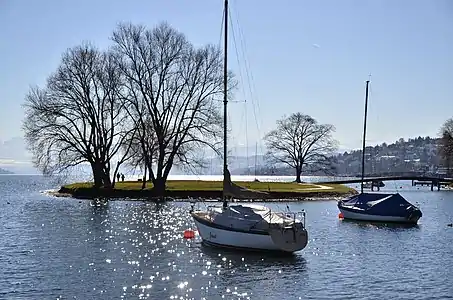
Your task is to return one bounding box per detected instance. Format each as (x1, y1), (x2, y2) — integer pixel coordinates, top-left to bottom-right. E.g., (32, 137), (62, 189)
(121, 118), (159, 189)
(111, 22), (234, 196)
(264, 113), (338, 183)
(23, 44), (133, 188)
(439, 118), (453, 176)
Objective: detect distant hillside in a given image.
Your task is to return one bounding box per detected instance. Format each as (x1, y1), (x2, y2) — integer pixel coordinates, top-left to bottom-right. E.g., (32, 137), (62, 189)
(227, 136), (444, 177)
(0, 167), (14, 174)
(334, 136), (441, 176)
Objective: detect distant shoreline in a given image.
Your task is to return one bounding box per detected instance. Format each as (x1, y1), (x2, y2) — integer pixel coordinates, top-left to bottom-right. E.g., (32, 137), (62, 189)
(55, 180), (358, 202)
(0, 171), (15, 175)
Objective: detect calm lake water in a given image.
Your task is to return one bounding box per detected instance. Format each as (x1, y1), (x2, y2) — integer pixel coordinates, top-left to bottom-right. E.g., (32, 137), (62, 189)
(1, 175), (452, 299)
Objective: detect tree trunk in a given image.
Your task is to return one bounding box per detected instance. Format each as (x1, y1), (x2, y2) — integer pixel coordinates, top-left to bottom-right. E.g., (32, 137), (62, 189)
(148, 167), (153, 182)
(152, 176), (166, 199)
(91, 163), (104, 188)
(100, 163), (112, 188)
(146, 155), (153, 182)
(141, 163), (147, 189)
(112, 161), (121, 189)
(295, 166), (302, 183)
(102, 172), (112, 188)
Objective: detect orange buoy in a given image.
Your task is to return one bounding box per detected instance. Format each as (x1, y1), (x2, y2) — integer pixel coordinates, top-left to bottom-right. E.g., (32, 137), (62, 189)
(183, 229), (196, 239)
(338, 212), (344, 219)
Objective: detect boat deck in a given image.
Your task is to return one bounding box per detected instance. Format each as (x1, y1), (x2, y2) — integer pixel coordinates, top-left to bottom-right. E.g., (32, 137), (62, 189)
(192, 207), (301, 228)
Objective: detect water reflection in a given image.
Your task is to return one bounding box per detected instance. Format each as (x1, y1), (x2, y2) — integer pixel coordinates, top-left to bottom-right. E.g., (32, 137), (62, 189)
(2, 175), (453, 299)
(200, 243), (307, 269)
(339, 218), (421, 230)
(195, 241), (308, 299)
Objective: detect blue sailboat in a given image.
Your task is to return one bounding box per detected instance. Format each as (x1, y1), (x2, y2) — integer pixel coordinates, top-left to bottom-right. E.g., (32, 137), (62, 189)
(337, 80), (422, 224)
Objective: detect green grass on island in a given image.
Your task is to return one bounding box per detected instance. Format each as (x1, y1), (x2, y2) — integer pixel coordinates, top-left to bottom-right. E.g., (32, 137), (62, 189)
(59, 180), (356, 200)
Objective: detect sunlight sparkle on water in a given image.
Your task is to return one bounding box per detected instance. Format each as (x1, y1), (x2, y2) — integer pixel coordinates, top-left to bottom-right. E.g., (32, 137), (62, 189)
(6, 175), (448, 300)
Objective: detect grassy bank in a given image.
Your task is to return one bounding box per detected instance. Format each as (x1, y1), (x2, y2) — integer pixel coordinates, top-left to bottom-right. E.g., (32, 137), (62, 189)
(57, 180), (357, 201)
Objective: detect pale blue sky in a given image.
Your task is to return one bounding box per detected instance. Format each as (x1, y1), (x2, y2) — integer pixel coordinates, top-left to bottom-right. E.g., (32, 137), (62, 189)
(1, 0), (452, 156)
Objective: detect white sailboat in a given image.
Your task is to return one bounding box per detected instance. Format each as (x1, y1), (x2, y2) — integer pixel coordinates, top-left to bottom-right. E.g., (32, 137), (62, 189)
(190, 0), (308, 253)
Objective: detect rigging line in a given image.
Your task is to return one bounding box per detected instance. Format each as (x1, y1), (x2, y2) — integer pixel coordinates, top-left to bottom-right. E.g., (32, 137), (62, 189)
(228, 7), (247, 105)
(366, 74), (374, 144)
(245, 99), (249, 174)
(218, 6), (225, 49)
(232, 4), (267, 159)
(231, 1), (263, 136)
(228, 7), (249, 170)
(227, 6), (247, 126)
(217, 0), (225, 165)
(227, 106), (234, 156)
(367, 76), (380, 138)
(234, 9), (260, 124)
(231, 98), (248, 171)
(236, 99), (247, 141)
(236, 38), (261, 139)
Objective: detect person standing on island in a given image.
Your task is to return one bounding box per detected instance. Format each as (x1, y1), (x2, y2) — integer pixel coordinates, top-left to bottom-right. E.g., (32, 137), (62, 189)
(121, 173), (125, 182)
(116, 173), (120, 182)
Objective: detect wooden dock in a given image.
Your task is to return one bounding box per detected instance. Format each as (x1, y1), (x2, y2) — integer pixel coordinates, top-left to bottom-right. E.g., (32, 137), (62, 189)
(315, 176), (453, 191)
(412, 179), (451, 191)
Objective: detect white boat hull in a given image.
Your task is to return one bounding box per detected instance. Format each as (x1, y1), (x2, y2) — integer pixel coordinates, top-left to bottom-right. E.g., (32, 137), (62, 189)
(193, 217), (281, 251)
(338, 207), (417, 223)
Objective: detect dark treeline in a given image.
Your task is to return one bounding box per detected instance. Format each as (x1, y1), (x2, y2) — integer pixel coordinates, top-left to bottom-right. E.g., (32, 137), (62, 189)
(439, 118), (453, 176)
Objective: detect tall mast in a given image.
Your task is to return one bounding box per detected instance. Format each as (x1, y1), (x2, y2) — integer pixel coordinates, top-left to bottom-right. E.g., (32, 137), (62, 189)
(360, 80), (370, 193)
(223, 0), (228, 186)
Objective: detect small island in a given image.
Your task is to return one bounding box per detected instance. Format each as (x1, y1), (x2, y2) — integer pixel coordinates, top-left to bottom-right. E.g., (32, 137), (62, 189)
(57, 180), (357, 201)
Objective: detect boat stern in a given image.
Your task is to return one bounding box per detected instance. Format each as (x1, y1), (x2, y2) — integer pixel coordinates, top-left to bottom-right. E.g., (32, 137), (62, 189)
(406, 205), (422, 223)
(269, 224), (308, 252)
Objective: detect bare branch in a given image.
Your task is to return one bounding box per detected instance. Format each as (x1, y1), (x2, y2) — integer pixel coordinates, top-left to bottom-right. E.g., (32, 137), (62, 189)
(23, 43), (131, 187)
(111, 22), (236, 195)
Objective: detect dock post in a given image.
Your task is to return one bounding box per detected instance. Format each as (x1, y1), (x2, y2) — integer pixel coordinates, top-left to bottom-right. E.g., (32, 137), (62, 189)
(411, 180), (414, 186)
(431, 181), (434, 191)
(371, 184), (374, 191)
(437, 180), (441, 191)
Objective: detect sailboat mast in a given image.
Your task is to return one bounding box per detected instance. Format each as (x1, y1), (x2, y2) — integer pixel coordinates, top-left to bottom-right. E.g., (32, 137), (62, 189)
(223, 0), (228, 197)
(360, 80), (370, 193)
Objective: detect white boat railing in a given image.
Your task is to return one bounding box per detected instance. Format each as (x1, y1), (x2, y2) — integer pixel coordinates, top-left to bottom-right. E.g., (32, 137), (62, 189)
(270, 210), (306, 228)
(203, 204), (306, 229)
